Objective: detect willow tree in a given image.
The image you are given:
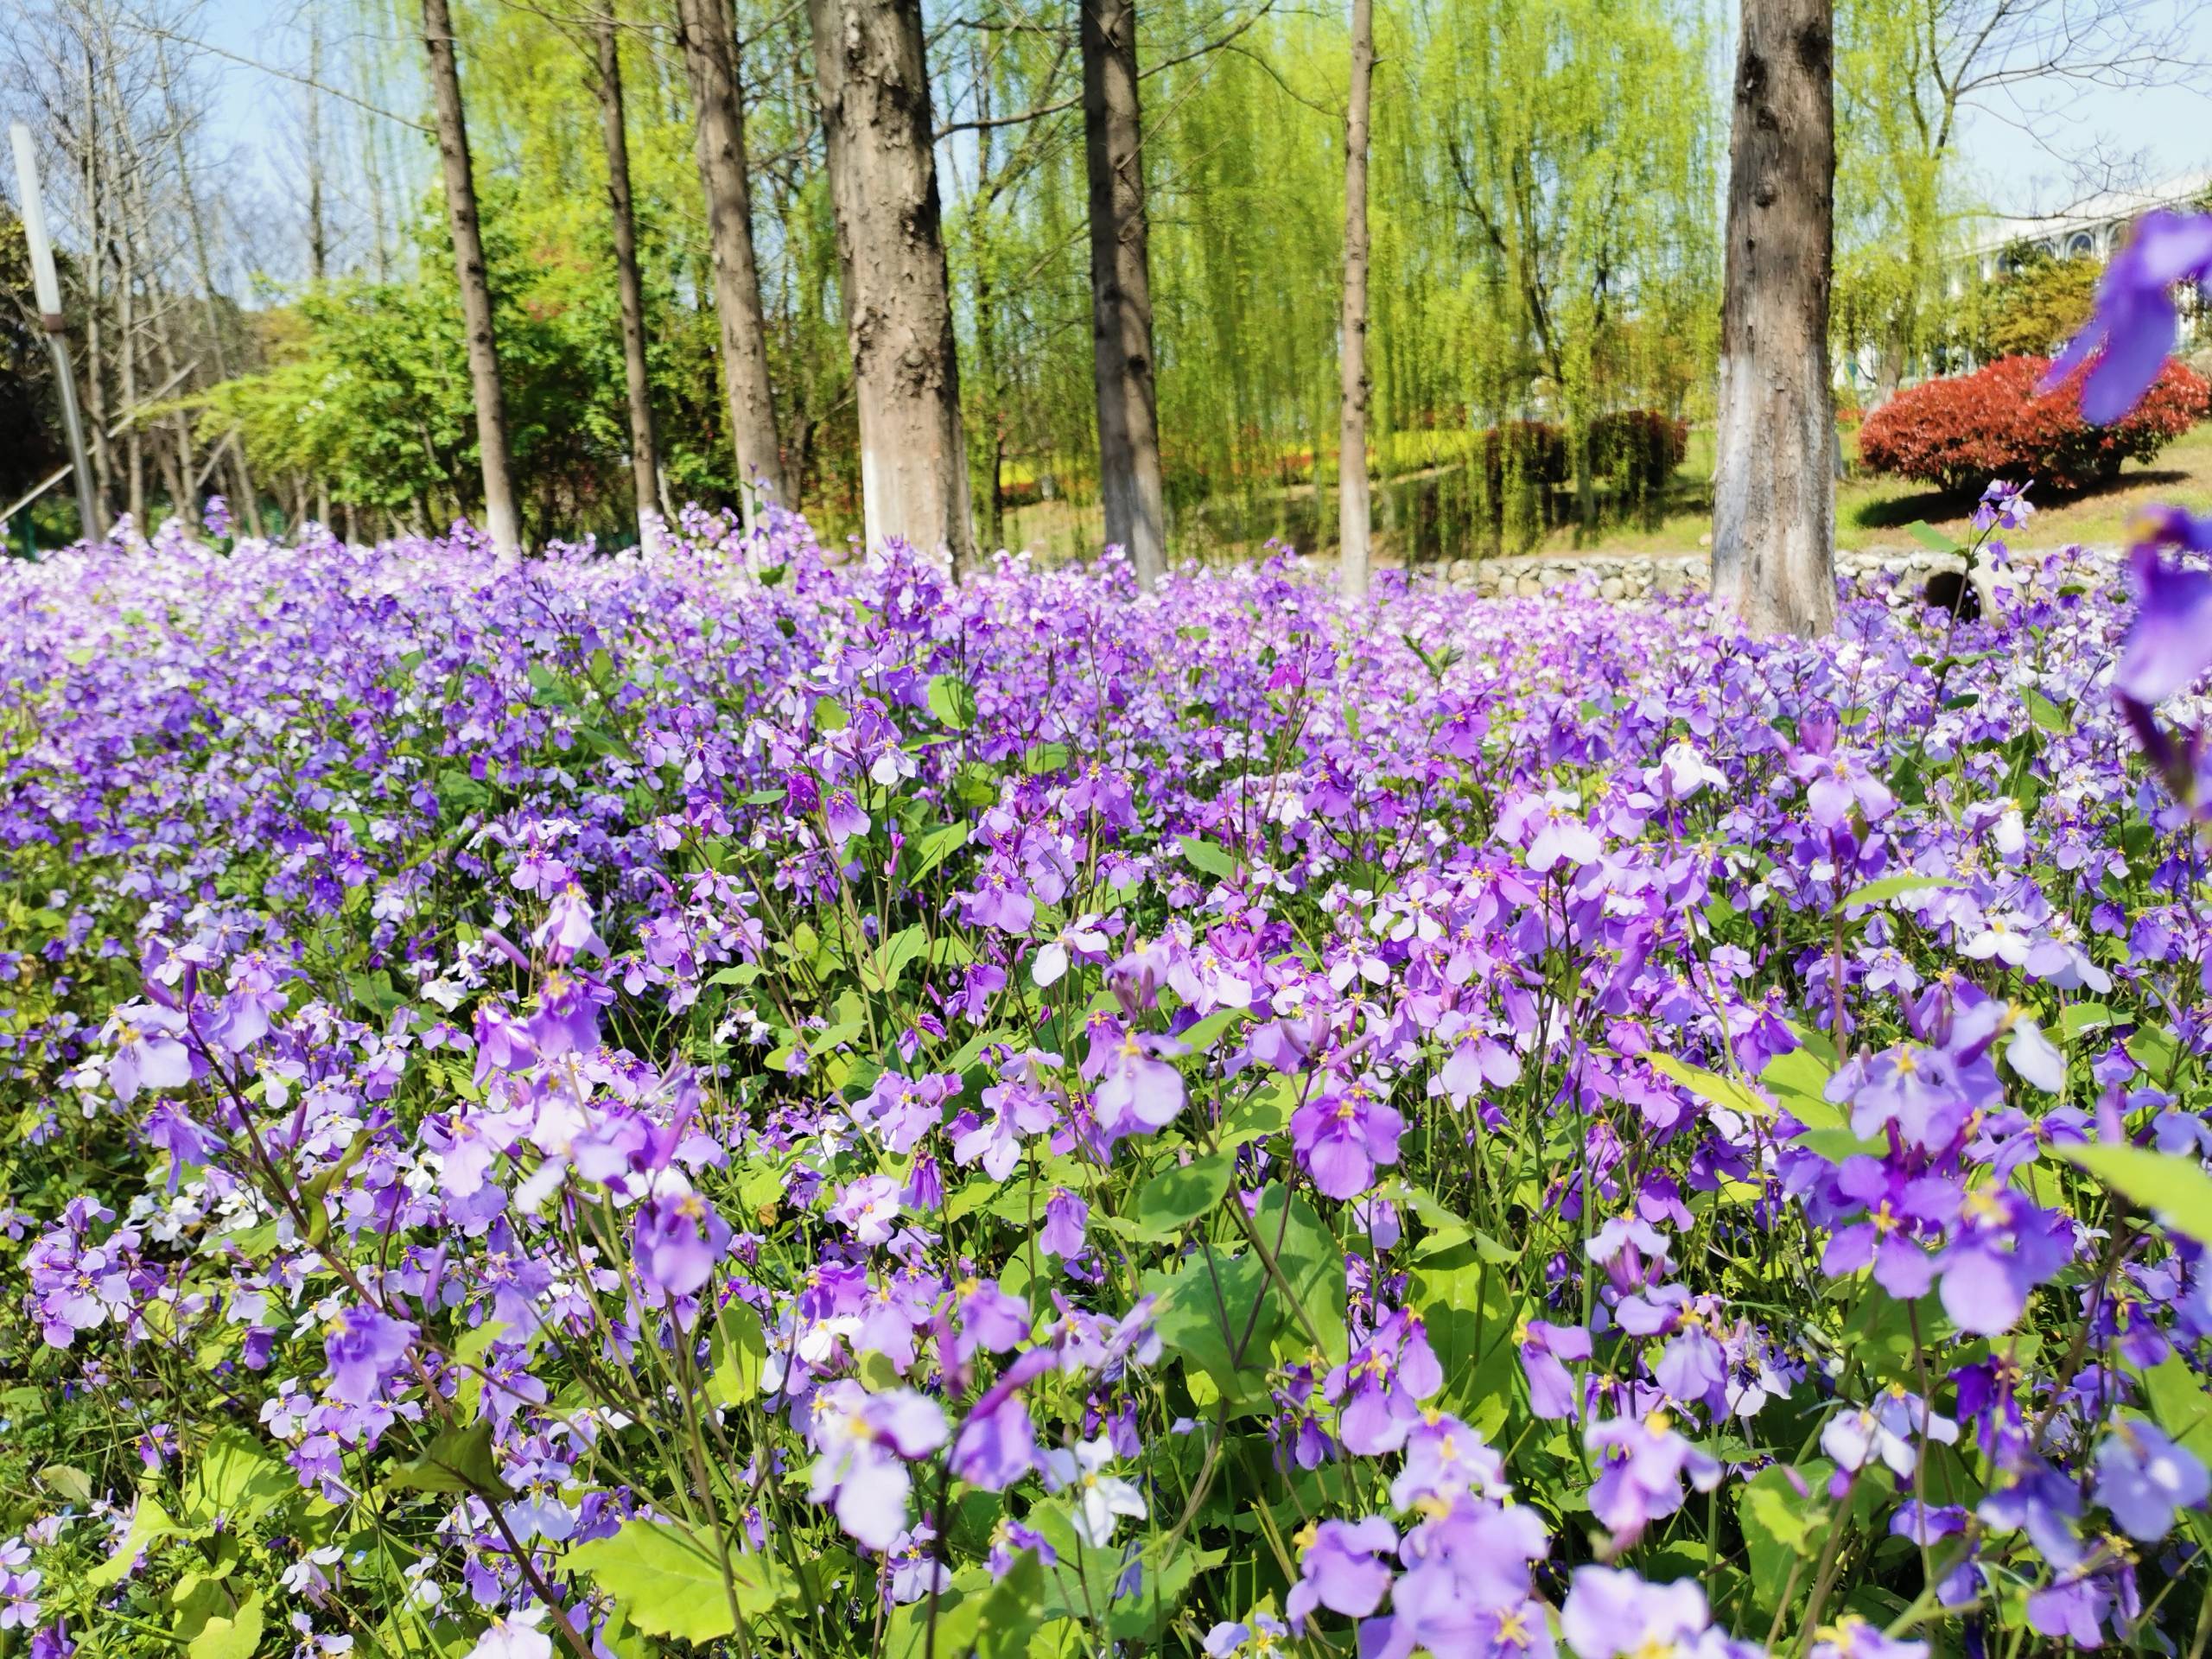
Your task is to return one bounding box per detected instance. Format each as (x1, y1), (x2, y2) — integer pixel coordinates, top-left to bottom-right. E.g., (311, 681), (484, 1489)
(1407, 0), (1716, 553)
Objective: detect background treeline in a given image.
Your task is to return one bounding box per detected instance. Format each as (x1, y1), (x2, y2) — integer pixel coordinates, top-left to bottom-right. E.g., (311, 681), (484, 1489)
(0, 0), (2190, 557)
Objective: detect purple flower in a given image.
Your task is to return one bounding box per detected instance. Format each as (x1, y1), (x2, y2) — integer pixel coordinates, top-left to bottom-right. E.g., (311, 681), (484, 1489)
(1559, 1567), (1715, 1659)
(1039, 1187), (1089, 1256)
(1808, 1616), (1927, 1659)
(632, 1190), (731, 1301)
(2113, 525), (2212, 705)
(1821, 1389), (1958, 1478)
(2094, 1418), (2209, 1541)
(1586, 1412), (1722, 1544)
(805, 1382), (949, 1551)
(1322, 1309), (1444, 1455)
(830, 1174), (901, 1245)
(2046, 209), (2212, 424)
(1292, 1084), (1406, 1200)
(1929, 1187), (2070, 1337)
(1517, 1319), (1592, 1421)
(1389, 1413), (1507, 1510)
(103, 1002), (192, 1103)
(1284, 1515), (1397, 1630)
(323, 1306), (416, 1406)
(1084, 1020), (1185, 1134)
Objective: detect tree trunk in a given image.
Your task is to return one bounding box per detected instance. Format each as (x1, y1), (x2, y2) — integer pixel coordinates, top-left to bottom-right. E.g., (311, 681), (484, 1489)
(79, 49), (115, 520)
(160, 36), (264, 536)
(808, 0), (974, 569)
(1336, 0), (1374, 599)
(420, 0), (522, 555)
(594, 9), (665, 547)
(1711, 0), (1835, 637)
(306, 16), (329, 283)
(675, 0), (785, 519)
(1081, 0), (1166, 587)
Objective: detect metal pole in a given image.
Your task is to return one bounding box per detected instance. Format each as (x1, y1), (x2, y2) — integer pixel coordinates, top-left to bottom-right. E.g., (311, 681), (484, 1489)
(11, 122), (103, 542)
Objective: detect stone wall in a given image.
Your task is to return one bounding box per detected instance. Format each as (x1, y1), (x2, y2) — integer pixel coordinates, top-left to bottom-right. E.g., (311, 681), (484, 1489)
(1438, 547), (2032, 605)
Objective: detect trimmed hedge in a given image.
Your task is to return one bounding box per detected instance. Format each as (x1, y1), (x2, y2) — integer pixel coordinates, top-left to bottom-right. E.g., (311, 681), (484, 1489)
(1859, 353), (2209, 493)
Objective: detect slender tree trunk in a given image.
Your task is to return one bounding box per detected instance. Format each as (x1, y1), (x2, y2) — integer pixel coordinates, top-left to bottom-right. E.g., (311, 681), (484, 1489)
(117, 242), (145, 530)
(161, 37), (263, 535)
(306, 16), (328, 282)
(420, 0), (522, 554)
(593, 10), (664, 547)
(80, 49), (116, 518)
(675, 0), (785, 518)
(808, 0), (974, 569)
(1711, 0), (1835, 637)
(1080, 0), (1166, 586)
(1336, 0), (1374, 598)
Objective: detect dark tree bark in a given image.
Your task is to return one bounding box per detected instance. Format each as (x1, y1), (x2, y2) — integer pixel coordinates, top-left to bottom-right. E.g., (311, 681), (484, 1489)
(674, 0), (785, 518)
(1336, 0), (1374, 598)
(809, 0), (974, 570)
(421, 0), (522, 554)
(1711, 0), (1836, 636)
(594, 9), (665, 546)
(1081, 0), (1166, 587)
(306, 16), (328, 283)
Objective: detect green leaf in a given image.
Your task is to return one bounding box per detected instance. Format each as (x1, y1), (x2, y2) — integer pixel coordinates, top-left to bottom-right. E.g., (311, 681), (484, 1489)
(1128, 1149), (1236, 1237)
(926, 673), (976, 729)
(708, 1302), (769, 1407)
(566, 1522), (788, 1641)
(907, 823), (969, 882)
(1737, 1463), (1828, 1618)
(188, 1590), (265, 1659)
(1178, 835), (1238, 880)
(814, 697), (849, 733)
(2022, 687), (2072, 735)
(186, 1430), (294, 1522)
(87, 1494), (178, 1586)
(1649, 1054), (1769, 1122)
(2140, 1353), (2212, 1464)
(973, 1548), (1047, 1657)
(36, 1465), (92, 1507)
(1838, 871), (1957, 911)
(1173, 1005), (1251, 1058)
(2060, 1144), (2212, 1244)
(861, 925), (931, 993)
(385, 1421), (512, 1498)
(1407, 1248), (1519, 1436)
(1219, 1076), (1297, 1147)
(2060, 1002), (2114, 1041)
(1906, 520), (1961, 556)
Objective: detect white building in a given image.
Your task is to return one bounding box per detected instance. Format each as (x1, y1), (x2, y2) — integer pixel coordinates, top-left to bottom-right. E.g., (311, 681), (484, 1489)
(1949, 170), (2212, 293)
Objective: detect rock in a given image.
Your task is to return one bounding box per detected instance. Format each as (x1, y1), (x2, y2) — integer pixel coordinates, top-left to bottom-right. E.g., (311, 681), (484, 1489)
(1599, 576), (1625, 601)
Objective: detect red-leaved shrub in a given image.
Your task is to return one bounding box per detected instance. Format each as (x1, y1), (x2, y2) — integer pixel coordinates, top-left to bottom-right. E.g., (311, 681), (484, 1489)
(1858, 354), (2209, 493)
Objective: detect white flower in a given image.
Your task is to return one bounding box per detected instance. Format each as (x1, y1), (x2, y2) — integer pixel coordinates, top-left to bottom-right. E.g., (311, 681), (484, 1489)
(1041, 1435), (1147, 1545)
(1033, 913), (1109, 987)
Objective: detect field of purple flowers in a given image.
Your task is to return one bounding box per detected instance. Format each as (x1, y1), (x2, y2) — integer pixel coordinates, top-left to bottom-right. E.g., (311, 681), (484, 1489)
(3, 489), (2212, 1659)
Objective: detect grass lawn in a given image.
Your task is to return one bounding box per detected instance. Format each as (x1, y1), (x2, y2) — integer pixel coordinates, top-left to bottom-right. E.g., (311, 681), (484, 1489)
(997, 419), (2212, 567)
(1516, 420), (2212, 559)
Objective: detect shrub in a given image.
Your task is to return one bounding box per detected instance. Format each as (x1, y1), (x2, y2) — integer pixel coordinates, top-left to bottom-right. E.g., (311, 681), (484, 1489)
(1859, 353), (2209, 492)
(1475, 417), (1569, 490)
(1590, 408), (1690, 500)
